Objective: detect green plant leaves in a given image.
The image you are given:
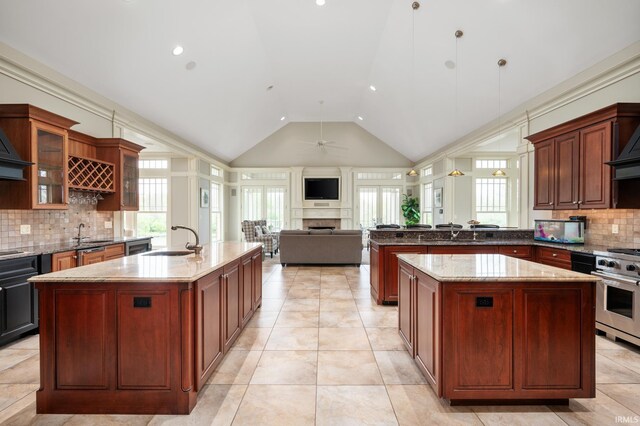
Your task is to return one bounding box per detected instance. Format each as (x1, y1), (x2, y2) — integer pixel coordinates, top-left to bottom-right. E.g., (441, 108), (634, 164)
(401, 194), (421, 226)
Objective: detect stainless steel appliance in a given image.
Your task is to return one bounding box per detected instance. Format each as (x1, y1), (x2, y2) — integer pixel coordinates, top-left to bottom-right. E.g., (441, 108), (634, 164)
(593, 249), (640, 346)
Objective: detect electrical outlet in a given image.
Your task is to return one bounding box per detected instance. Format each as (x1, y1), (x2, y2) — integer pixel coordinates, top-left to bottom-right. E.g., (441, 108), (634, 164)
(20, 224), (31, 235)
(104, 221), (113, 229)
(612, 224), (619, 234)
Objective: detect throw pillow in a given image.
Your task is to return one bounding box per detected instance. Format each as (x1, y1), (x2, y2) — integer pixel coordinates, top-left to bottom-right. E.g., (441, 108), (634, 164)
(254, 225), (263, 237)
(261, 225), (270, 235)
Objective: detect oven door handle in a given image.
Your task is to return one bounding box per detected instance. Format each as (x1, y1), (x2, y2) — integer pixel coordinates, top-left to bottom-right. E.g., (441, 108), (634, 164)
(592, 271), (639, 287)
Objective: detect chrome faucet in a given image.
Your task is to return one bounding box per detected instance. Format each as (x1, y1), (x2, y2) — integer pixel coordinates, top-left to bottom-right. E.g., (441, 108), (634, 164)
(73, 223), (87, 244)
(449, 222), (461, 240)
(171, 225), (203, 255)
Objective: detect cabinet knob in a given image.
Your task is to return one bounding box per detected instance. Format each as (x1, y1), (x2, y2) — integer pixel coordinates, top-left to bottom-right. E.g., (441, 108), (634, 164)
(573, 200), (578, 204)
(552, 253), (558, 257)
(548, 202), (553, 205)
(513, 250), (517, 253)
(73, 256), (78, 259)
(577, 201), (583, 205)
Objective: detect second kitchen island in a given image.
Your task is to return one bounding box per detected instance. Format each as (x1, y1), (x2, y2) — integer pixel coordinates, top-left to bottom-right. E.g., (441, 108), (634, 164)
(397, 253), (599, 404)
(30, 242), (262, 415)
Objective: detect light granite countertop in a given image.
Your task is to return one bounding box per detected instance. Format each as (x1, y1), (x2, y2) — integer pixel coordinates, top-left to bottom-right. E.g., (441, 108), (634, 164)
(29, 242), (262, 283)
(398, 253), (600, 282)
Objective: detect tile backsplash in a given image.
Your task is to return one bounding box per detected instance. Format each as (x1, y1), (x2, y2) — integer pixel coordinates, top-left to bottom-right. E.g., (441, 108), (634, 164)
(0, 204), (114, 250)
(552, 209), (640, 247)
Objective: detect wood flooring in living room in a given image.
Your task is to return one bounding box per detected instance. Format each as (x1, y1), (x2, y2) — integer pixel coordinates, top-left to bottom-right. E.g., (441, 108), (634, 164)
(0, 254), (639, 424)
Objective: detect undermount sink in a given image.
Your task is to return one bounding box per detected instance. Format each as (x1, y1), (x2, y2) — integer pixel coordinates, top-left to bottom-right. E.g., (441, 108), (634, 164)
(143, 250), (193, 257)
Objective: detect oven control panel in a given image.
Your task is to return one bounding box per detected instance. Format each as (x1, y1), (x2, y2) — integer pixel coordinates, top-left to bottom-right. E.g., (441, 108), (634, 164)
(595, 252), (640, 279)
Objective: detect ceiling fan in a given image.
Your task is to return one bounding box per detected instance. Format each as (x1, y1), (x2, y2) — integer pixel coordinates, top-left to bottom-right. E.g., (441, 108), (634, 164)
(300, 101), (348, 152)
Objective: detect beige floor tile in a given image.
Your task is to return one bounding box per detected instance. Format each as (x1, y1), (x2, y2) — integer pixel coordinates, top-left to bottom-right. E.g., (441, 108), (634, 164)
(318, 327), (370, 350)
(316, 385), (397, 425)
(258, 298), (285, 312)
(0, 354), (39, 384)
(65, 414), (154, 425)
(208, 351), (262, 385)
(5, 335), (39, 351)
(230, 328), (272, 351)
(0, 350), (37, 372)
(598, 383), (640, 414)
(287, 287), (320, 299)
(317, 351), (383, 385)
(251, 351), (317, 385)
(471, 405), (566, 426)
(366, 328), (406, 351)
(374, 351), (427, 385)
(360, 310), (399, 327)
(0, 384), (39, 412)
(319, 288), (353, 299)
(281, 299), (320, 312)
(274, 311), (319, 328)
(150, 384), (246, 426)
(288, 281), (320, 289)
(233, 385), (316, 425)
(387, 385), (481, 425)
(596, 353), (640, 383)
(245, 310), (279, 328)
(265, 328), (319, 350)
(319, 298), (358, 312)
(351, 288), (372, 298)
(551, 389), (640, 425)
(599, 349), (640, 375)
(261, 286), (290, 299)
(596, 335), (629, 351)
(319, 311), (363, 328)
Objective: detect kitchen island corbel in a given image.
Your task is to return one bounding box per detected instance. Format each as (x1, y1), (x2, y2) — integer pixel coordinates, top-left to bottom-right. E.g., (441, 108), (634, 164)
(397, 253), (598, 404)
(30, 242), (262, 415)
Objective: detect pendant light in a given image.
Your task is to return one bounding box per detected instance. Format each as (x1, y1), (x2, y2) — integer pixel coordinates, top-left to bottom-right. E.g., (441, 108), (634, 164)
(406, 2), (420, 178)
(492, 58), (508, 177)
(447, 29), (465, 178)
(407, 169), (419, 177)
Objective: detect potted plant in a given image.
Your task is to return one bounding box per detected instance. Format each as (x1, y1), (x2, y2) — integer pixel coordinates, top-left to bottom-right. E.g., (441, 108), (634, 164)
(401, 194), (421, 227)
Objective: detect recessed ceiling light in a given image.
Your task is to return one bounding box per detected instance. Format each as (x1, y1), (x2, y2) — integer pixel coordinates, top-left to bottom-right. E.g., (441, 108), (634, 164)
(172, 45), (184, 56)
(316, 0), (326, 5)
(357, 116), (364, 121)
(266, 85), (274, 91)
(369, 85), (377, 92)
(280, 116), (286, 121)
(444, 60), (456, 69)
(186, 61), (196, 70)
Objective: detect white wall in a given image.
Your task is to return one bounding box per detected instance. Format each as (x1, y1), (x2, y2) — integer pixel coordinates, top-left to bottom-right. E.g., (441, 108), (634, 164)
(230, 122), (413, 168)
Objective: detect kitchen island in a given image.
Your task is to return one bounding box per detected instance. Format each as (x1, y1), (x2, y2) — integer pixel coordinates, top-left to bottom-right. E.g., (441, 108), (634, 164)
(397, 253), (598, 404)
(29, 242), (262, 415)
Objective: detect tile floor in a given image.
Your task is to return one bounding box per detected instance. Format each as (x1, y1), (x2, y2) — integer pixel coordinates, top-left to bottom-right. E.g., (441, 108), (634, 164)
(1, 258), (640, 425)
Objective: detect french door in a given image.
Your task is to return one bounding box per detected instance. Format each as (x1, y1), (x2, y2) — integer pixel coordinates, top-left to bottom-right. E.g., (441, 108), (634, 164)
(241, 186), (287, 231)
(356, 186), (402, 228)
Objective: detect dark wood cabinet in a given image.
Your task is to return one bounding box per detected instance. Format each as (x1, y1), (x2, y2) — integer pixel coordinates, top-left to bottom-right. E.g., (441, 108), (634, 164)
(414, 269), (440, 394)
(52, 250), (77, 271)
(498, 245), (533, 259)
(223, 260), (241, 352)
(370, 243), (381, 302)
(95, 139), (144, 211)
(370, 243), (428, 304)
(535, 246), (571, 270)
(105, 243), (125, 261)
(428, 246), (496, 255)
(0, 256), (39, 346)
(251, 251), (262, 310)
(398, 262), (414, 355)
(533, 139), (555, 209)
(0, 105), (77, 210)
(240, 255), (253, 327)
(79, 249), (107, 266)
(528, 103), (640, 210)
(194, 268), (223, 391)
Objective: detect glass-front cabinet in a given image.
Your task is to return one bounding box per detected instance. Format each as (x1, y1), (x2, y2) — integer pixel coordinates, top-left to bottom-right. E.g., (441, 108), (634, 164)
(95, 139), (144, 211)
(33, 123), (68, 208)
(121, 150), (139, 209)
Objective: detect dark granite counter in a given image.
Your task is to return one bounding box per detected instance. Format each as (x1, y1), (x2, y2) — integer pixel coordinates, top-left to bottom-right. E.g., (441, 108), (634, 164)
(0, 236), (153, 261)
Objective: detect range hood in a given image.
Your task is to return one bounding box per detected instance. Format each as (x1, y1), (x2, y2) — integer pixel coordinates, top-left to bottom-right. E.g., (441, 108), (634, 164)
(607, 123), (640, 180)
(0, 127), (32, 180)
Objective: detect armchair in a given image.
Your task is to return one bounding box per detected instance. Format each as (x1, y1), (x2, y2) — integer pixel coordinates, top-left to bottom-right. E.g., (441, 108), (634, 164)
(241, 220), (279, 258)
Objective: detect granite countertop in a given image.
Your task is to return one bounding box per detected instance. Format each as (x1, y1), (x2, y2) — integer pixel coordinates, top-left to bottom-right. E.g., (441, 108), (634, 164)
(370, 238), (607, 254)
(398, 253), (601, 283)
(29, 242), (262, 283)
(0, 236), (153, 261)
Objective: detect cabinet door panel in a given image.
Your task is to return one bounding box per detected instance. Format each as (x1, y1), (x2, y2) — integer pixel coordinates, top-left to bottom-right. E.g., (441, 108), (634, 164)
(384, 246), (429, 303)
(534, 139), (555, 209)
(429, 246), (496, 255)
(252, 252), (262, 309)
(415, 270), (439, 393)
(195, 269), (223, 390)
(444, 288), (513, 391)
(0, 280), (37, 337)
(370, 243), (381, 303)
(522, 289), (582, 389)
(398, 262), (413, 355)
(555, 132), (580, 209)
(580, 122), (611, 209)
(52, 250), (77, 271)
(223, 262), (241, 351)
(241, 256), (253, 326)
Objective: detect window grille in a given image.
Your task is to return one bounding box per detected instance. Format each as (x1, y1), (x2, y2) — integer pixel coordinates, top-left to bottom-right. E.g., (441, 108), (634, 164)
(422, 183), (433, 225)
(139, 160), (168, 169)
(241, 172), (287, 180)
(475, 159), (507, 169)
(475, 177), (507, 226)
(356, 172), (402, 180)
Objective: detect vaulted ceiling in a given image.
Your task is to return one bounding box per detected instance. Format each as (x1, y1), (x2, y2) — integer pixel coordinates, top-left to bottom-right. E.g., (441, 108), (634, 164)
(0, 0), (639, 162)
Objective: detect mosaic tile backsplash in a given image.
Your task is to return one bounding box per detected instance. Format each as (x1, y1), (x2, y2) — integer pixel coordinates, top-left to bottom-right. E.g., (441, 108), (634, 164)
(552, 209), (640, 247)
(0, 204), (114, 250)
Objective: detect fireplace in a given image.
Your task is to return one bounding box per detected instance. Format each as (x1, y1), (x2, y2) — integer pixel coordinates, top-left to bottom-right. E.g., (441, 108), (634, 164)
(302, 218), (341, 230)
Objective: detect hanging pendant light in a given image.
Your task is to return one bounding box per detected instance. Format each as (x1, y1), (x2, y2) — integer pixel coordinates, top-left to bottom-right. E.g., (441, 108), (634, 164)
(447, 30), (465, 178)
(407, 169), (418, 177)
(492, 58), (508, 177)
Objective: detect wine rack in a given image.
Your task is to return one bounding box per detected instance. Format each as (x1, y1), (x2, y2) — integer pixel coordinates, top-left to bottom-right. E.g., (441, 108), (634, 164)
(68, 155), (115, 193)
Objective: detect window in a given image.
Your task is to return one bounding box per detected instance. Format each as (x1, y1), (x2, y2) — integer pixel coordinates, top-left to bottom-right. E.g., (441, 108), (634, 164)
(211, 182), (222, 242)
(139, 160), (168, 169)
(475, 178), (507, 226)
(357, 186), (401, 228)
(421, 182), (433, 225)
(211, 166), (221, 177)
(475, 159), (507, 169)
(422, 167), (433, 177)
(355, 172), (402, 180)
(241, 186), (286, 232)
(137, 178), (168, 246)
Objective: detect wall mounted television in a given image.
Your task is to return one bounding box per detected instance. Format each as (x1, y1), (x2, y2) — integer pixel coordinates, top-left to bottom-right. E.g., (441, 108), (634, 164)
(304, 177), (340, 200)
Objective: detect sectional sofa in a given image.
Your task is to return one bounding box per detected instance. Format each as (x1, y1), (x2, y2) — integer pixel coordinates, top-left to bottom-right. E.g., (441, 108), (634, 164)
(279, 229), (363, 266)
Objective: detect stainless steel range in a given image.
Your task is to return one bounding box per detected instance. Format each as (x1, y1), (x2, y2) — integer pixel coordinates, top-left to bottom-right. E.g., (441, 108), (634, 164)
(593, 249), (640, 346)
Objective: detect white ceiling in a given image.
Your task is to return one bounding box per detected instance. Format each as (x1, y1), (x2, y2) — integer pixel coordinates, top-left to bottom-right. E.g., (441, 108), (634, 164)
(0, 0), (639, 162)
